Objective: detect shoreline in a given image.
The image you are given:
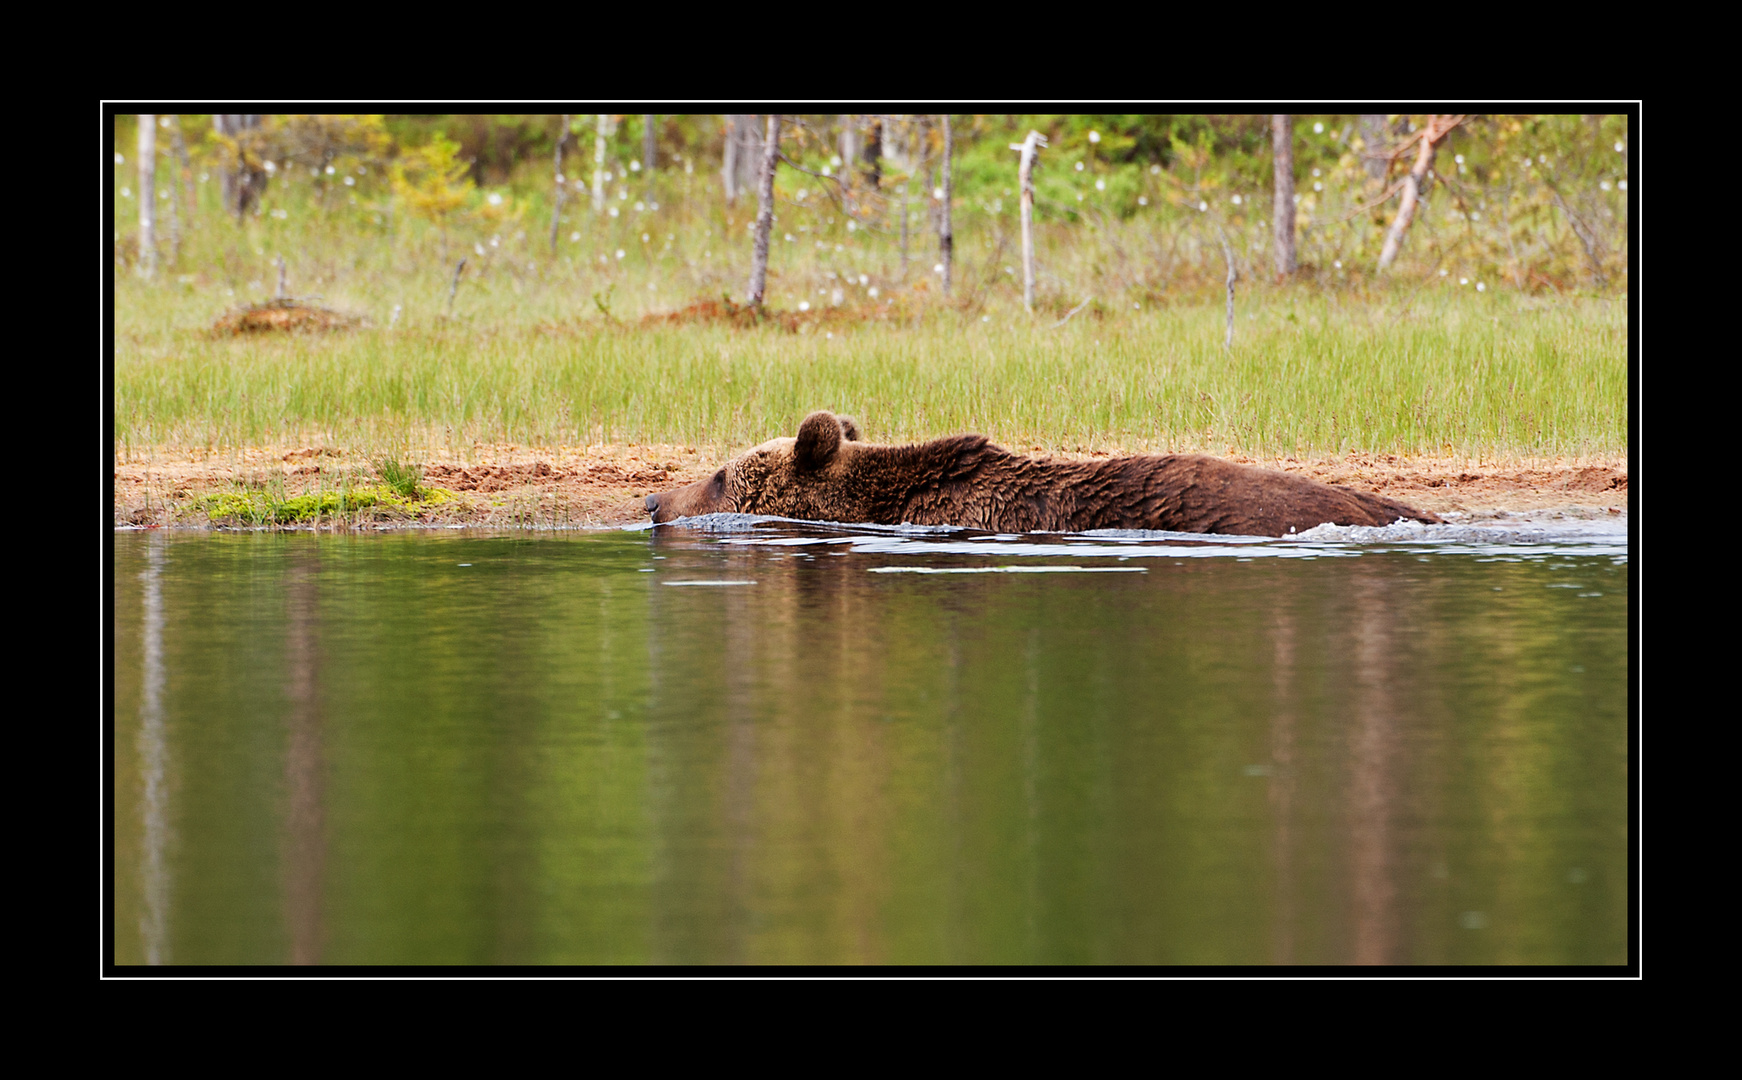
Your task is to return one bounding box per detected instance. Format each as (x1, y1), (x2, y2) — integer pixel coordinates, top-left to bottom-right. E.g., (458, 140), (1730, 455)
(113, 443), (1630, 530)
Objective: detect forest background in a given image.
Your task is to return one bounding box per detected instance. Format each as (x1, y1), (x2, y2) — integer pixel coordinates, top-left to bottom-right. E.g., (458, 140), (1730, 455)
(110, 112), (1630, 526)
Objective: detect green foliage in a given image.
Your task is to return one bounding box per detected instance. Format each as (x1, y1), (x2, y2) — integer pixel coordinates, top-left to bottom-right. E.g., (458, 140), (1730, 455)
(390, 135), (475, 233)
(112, 112), (1629, 467)
(373, 457), (426, 500)
(194, 481), (452, 525)
(112, 112), (1628, 295)
(257, 114), (392, 174)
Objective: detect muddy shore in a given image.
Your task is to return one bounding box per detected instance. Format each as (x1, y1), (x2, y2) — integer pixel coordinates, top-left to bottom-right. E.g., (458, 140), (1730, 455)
(113, 443), (1629, 530)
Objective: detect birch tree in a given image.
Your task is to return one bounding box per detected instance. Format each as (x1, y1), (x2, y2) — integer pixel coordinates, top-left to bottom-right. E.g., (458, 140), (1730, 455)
(172, 116), (194, 225)
(165, 115), (192, 257)
(157, 117), (180, 266)
(937, 115), (954, 295)
(212, 114), (265, 218)
(836, 116), (882, 223)
(592, 114), (614, 214)
(1377, 115), (1466, 271)
(839, 115), (859, 176)
(1271, 115), (1296, 278)
(1009, 130), (1046, 312)
(642, 114), (657, 193)
(137, 115), (157, 280)
(1358, 114), (1390, 182)
(723, 115), (743, 205)
(897, 117), (921, 276)
(722, 115), (759, 205)
(549, 114), (570, 255)
(858, 116), (882, 192)
(746, 115), (781, 307)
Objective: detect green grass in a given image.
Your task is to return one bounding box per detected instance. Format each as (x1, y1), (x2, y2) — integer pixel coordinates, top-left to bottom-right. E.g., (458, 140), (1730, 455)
(112, 144), (1627, 465)
(373, 456), (427, 500)
(193, 482), (453, 525)
(115, 277), (1626, 462)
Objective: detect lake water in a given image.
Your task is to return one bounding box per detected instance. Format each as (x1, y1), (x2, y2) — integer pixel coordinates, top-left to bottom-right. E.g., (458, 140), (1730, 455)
(110, 514), (1631, 967)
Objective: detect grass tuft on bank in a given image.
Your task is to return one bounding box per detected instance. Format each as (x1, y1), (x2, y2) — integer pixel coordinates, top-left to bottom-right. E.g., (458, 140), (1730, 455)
(193, 481), (453, 526)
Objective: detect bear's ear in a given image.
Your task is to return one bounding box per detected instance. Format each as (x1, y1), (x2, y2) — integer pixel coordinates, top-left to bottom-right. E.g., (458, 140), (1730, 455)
(794, 411), (843, 471)
(837, 415), (862, 442)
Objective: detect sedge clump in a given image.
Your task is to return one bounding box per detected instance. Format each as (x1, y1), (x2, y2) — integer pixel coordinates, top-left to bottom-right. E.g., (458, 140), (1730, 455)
(193, 483), (452, 526)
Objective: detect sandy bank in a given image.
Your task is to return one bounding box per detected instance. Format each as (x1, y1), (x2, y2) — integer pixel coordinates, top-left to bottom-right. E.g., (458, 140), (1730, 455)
(113, 443), (1629, 530)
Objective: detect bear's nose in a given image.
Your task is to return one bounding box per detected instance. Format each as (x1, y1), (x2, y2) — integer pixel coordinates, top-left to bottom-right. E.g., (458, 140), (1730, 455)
(645, 493), (660, 514)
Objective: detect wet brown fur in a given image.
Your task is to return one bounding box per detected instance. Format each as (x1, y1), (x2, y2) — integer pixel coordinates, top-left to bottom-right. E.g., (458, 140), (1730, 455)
(647, 411), (1442, 536)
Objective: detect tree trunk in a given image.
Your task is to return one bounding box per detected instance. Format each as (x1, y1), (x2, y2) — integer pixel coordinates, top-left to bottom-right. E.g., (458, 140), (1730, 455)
(883, 115), (911, 173)
(860, 116), (882, 192)
(1546, 185), (1609, 287)
(899, 118), (921, 277)
(1358, 114), (1390, 182)
(723, 115), (759, 205)
(168, 114), (194, 239)
(137, 115), (157, 280)
(938, 115), (953, 295)
(839, 116), (859, 177)
(925, 162), (939, 237)
(592, 114), (611, 214)
(899, 176), (910, 278)
(159, 116), (180, 266)
(1378, 115), (1464, 272)
(746, 115), (781, 307)
(1271, 115), (1297, 279)
(1219, 228), (1237, 349)
(722, 115), (740, 204)
(643, 114), (657, 193)
(550, 114), (570, 255)
(1010, 131), (1046, 312)
(212, 114), (265, 219)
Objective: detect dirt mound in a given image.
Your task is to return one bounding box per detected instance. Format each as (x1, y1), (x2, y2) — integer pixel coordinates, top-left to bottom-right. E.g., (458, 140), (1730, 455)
(212, 299), (363, 335)
(1253, 454), (1628, 515)
(641, 296), (905, 333)
(423, 459), (677, 493)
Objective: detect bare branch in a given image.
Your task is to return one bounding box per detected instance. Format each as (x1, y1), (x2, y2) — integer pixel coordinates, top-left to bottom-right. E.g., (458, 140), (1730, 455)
(1050, 296), (1093, 329)
(1325, 179), (1408, 225)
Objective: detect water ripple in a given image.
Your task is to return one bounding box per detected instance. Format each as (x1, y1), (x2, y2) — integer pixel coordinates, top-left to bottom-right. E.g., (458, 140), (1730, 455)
(643, 511), (1628, 561)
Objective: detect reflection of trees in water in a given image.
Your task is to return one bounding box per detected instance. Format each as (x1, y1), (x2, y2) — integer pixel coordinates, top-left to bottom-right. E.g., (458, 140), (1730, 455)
(113, 533), (1624, 965)
(1346, 566), (1403, 965)
(644, 543), (902, 964)
(1264, 561), (1415, 964)
(136, 538), (171, 966)
(282, 554), (325, 966)
(643, 541), (752, 963)
(1268, 603), (1297, 966)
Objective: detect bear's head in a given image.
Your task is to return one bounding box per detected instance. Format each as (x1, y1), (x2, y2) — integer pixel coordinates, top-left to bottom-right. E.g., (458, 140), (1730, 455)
(646, 411), (864, 523)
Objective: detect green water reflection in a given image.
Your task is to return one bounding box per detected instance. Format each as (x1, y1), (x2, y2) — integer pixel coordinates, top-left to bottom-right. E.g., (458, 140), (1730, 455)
(111, 529), (1629, 966)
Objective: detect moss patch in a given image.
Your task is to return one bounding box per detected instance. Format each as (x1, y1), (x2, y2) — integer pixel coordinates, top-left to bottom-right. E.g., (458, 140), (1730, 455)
(193, 484), (455, 526)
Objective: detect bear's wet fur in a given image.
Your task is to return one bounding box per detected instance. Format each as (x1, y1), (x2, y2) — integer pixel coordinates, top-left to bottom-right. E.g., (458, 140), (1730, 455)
(646, 411), (1442, 536)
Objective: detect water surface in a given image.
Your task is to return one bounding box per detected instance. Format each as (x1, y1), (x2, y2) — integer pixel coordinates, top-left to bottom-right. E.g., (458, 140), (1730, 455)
(112, 514), (1630, 966)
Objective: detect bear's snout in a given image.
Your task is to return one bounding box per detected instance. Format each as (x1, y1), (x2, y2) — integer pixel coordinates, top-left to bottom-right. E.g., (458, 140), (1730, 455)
(647, 466), (734, 523)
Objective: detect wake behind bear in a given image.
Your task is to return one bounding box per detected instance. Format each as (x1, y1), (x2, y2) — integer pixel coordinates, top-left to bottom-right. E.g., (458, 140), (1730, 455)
(645, 411), (1442, 537)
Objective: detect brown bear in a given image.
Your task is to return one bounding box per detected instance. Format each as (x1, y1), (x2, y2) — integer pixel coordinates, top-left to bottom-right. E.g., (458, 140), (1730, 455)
(645, 411), (1442, 536)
